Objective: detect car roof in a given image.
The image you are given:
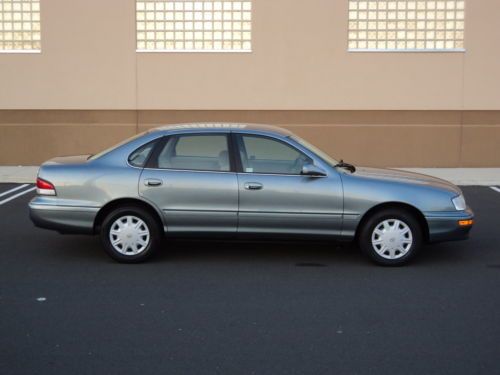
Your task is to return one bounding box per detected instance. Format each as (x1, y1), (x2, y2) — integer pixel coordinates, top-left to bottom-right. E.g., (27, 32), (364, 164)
(150, 123), (293, 137)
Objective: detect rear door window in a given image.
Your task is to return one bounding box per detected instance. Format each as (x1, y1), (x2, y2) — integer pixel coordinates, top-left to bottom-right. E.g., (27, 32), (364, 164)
(154, 134), (231, 172)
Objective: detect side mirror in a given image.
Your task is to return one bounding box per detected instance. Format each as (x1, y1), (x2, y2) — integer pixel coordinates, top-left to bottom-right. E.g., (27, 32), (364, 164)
(301, 163), (327, 177)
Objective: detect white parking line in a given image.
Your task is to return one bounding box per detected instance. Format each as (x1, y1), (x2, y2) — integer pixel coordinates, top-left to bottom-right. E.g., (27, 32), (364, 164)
(0, 186), (36, 206)
(490, 186), (500, 194)
(0, 184), (30, 198)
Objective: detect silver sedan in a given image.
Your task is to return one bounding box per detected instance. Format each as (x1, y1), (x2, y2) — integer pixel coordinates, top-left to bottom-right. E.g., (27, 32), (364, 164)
(29, 123), (474, 265)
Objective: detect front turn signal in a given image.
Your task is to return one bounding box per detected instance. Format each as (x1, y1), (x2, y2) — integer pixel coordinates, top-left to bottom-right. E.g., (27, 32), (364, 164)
(458, 219), (474, 227)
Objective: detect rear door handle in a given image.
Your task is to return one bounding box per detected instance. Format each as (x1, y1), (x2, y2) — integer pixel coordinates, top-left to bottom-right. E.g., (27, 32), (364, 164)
(244, 182), (263, 190)
(144, 178), (163, 187)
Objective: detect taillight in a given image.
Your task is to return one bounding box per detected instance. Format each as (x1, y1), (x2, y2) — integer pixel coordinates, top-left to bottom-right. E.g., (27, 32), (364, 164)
(36, 178), (56, 196)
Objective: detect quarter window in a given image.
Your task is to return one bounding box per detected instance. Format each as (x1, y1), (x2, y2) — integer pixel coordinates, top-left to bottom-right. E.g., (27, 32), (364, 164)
(155, 134), (231, 171)
(348, 0), (465, 51)
(237, 135), (312, 175)
(136, 0), (252, 52)
(0, 0), (41, 52)
(128, 141), (157, 167)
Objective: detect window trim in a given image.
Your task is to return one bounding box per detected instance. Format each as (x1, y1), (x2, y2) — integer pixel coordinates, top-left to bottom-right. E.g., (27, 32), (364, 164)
(232, 133), (314, 176)
(348, 48), (465, 53)
(136, 49), (251, 54)
(0, 49), (41, 54)
(144, 133), (236, 173)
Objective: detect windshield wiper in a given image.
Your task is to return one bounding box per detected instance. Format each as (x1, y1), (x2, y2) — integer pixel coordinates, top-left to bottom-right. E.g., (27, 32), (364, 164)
(334, 159), (356, 173)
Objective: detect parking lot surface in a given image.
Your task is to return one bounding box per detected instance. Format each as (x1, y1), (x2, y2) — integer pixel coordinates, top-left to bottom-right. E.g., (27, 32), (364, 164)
(1, 184), (500, 375)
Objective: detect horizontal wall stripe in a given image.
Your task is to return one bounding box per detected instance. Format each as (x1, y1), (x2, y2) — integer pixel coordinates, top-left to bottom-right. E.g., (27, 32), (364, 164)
(1, 110), (499, 167)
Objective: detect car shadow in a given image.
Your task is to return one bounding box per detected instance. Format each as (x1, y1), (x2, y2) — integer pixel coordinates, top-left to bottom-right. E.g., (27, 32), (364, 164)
(42, 233), (476, 267)
(415, 242), (478, 265)
(41, 235), (107, 262)
(159, 239), (365, 266)
(44, 234), (366, 266)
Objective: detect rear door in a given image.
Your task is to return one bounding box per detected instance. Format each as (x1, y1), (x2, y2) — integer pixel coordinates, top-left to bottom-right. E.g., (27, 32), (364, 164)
(234, 133), (343, 236)
(139, 133), (238, 233)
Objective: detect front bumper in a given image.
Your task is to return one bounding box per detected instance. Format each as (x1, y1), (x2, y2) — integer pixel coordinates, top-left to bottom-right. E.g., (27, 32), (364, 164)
(29, 197), (98, 234)
(425, 207), (474, 243)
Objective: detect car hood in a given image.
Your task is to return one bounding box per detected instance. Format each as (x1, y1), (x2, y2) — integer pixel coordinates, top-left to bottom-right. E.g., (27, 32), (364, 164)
(42, 155), (91, 166)
(351, 167), (462, 195)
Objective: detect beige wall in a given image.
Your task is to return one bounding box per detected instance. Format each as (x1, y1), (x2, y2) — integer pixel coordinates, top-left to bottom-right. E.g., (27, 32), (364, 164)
(0, 0), (500, 110)
(1, 1), (499, 166)
(1, 110), (499, 167)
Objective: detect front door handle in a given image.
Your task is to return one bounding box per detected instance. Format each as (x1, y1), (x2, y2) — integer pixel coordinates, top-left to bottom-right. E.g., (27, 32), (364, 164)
(145, 178), (163, 187)
(244, 182), (263, 190)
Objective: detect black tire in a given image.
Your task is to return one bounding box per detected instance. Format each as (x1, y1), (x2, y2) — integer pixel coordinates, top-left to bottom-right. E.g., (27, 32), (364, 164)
(100, 205), (162, 263)
(358, 208), (423, 266)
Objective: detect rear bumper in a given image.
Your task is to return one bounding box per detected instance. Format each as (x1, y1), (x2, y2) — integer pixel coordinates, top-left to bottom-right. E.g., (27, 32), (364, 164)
(425, 207), (474, 243)
(29, 198), (98, 234)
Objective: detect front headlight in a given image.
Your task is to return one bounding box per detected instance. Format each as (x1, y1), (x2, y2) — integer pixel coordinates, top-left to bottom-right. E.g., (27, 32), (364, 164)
(452, 194), (466, 211)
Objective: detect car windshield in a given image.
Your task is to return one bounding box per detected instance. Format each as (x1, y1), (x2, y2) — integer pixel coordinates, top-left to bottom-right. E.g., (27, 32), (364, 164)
(88, 131), (147, 161)
(289, 135), (338, 167)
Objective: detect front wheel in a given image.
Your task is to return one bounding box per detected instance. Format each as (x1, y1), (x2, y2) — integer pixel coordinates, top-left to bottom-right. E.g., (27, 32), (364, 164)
(358, 209), (423, 266)
(100, 206), (161, 263)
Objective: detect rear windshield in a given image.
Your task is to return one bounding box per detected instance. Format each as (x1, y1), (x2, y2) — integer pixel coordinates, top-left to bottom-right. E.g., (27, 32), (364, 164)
(88, 132), (147, 161)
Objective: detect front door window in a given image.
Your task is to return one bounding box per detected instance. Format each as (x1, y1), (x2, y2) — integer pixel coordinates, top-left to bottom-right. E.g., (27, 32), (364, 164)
(237, 135), (311, 175)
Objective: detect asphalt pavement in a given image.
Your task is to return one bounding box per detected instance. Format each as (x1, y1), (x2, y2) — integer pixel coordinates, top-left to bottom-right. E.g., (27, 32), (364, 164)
(0, 184), (499, 375)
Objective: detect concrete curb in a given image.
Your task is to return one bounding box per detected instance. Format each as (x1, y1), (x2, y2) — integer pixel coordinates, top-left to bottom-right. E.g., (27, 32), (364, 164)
(0, 166), (39, 183)
(0, 166), (499, 186)
(398, 168), (500, 186)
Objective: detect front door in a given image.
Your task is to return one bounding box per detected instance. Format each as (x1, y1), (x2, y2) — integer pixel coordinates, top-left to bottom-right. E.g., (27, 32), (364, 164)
(234, 134), (343, 236)
(139, 133), (238, 233)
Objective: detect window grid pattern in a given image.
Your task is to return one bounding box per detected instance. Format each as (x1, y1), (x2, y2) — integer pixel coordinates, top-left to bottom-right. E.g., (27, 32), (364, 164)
(0, 0), (40, 52)
(348, 1), (465, 51)
(136, 1), (252, 52)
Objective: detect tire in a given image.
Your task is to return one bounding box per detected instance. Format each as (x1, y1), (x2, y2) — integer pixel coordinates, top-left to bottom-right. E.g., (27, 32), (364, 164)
(358, 208), (423, 266)
(100, 205), (162, 263)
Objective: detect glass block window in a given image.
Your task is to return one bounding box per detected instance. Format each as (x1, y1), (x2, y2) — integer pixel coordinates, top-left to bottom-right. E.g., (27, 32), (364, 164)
(136, 1), (252, 52)
(0, 0), (40, 52)
(348, 1), (465, 51)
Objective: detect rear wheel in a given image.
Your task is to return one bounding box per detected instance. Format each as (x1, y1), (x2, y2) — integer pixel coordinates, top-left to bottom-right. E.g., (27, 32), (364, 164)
(358, 209), (423, 266)
(100, 206), (161, 263)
